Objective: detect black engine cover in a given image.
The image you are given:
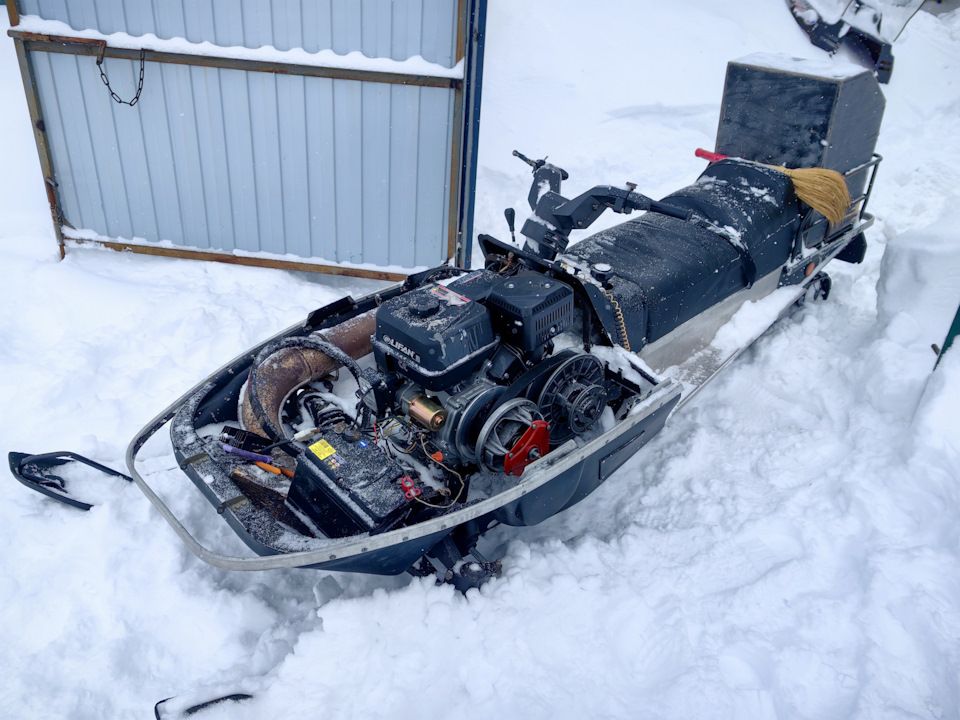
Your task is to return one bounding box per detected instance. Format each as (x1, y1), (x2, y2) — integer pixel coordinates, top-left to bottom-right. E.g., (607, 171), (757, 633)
(486, 272), (574, 352)
(373, 282), (498, 392)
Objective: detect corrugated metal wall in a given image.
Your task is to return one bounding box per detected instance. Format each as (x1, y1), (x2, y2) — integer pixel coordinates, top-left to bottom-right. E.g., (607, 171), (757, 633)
(14, 0), (472, 271)
(19, 0), (459, 65)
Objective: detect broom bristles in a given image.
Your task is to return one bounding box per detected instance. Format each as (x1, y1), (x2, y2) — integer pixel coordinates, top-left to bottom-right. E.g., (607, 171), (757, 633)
(776, 166), (851, 226)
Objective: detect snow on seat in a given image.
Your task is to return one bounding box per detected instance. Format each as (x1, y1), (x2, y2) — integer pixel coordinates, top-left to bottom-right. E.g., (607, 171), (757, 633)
(567, 159), (801, 348)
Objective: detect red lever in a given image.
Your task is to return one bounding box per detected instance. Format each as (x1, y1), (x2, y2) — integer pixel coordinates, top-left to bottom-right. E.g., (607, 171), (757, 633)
(695, 148), (728, 163)
(504, 421), (549, 477)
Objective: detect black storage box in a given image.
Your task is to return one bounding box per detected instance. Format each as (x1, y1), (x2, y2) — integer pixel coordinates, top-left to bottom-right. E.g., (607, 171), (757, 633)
(286, 432), (408, 537)
(715, 53), (884, 198)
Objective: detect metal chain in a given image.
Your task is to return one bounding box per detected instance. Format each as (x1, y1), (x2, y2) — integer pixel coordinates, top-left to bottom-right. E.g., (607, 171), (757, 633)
(97, 48), (146, 107)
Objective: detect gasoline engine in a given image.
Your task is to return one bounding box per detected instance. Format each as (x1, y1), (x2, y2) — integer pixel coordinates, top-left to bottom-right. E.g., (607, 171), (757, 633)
(368, 269), (608, 472)
(278, 266), (639, 539)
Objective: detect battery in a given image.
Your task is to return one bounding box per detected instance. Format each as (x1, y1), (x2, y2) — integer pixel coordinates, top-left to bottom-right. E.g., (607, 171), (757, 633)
(285, 431), (408, 537)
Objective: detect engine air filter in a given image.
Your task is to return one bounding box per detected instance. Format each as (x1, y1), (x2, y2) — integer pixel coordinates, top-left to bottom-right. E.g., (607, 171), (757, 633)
(487, 273), (574, 353)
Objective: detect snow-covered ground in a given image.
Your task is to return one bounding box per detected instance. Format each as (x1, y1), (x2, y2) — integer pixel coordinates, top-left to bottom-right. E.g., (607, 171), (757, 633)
(2, 2), (959, 718)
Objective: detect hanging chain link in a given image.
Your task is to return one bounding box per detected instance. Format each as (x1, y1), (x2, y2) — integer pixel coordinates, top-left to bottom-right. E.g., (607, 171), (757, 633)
(97, 47), (146, 107)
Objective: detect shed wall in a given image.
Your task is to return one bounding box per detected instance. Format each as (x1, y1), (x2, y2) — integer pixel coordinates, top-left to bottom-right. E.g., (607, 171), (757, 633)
(13, 0), (474, 272)
(19, 0), (459, 66)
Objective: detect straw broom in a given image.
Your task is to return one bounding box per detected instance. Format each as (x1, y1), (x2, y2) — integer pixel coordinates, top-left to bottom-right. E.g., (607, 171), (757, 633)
(695, 148), (851, 225)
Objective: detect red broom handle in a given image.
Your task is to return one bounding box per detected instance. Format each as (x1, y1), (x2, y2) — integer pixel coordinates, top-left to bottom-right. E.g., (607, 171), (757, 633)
(695, 148), (728, 163)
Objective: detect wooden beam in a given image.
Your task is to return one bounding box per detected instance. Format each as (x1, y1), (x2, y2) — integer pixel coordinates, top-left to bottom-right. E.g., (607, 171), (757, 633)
(10, 30), (460, 89)
(10, 33), (65, 255)
(67, 238), (411, 282)
(447, 0), (472, 264)
(6, 1), (20, 28)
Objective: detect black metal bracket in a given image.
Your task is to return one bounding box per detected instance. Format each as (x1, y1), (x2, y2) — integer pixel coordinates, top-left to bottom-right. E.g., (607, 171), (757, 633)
(8, 451), (132, 511)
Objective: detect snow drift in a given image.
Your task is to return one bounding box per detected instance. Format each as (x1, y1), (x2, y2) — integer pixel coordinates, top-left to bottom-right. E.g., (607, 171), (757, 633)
(1, 1), (959, 718)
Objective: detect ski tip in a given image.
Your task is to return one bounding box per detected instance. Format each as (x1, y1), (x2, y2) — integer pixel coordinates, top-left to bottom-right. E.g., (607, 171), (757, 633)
(155, 693), (254, 719)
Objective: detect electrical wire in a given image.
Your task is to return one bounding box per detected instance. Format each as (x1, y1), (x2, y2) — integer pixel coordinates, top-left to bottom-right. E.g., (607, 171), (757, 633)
(260, 438), (294, 453)
(601, 286), (631, 351)
(410, 435), (465, 509)
(377, 415), (419, 454)
(486, 254), (520, 276)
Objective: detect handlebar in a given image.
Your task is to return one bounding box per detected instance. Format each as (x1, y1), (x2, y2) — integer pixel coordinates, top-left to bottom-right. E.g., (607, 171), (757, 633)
(512, 149), (540, 169)
(513, 149), (569, 180)
(645, 198), (691, 221)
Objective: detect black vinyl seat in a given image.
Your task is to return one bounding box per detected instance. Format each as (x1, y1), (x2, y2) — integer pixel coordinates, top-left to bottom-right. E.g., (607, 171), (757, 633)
(567, 160), (802, 348)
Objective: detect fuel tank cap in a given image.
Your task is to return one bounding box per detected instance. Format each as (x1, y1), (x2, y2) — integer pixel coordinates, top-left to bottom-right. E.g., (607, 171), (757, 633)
(409, 293), (442, 318)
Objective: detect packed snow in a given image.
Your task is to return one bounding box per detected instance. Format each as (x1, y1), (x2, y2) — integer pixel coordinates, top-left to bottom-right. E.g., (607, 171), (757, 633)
(2, 2), (959, 719)
(15, 16), (465, 79)
(734, 52), (871, 79)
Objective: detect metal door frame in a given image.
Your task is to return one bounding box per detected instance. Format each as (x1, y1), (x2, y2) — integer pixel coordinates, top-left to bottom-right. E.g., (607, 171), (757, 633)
(6, 0), (486, 281)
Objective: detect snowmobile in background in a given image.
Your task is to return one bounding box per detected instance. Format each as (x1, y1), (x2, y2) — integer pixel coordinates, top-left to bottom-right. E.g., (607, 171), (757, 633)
(788, 0), (925, 82)
(10, 55), (885, 595)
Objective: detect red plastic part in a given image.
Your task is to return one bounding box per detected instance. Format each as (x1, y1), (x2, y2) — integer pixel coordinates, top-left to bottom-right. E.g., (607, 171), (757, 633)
(504, 420), (550, 477)
(695, 148), (728, 163)
(400, 476), (421, 500)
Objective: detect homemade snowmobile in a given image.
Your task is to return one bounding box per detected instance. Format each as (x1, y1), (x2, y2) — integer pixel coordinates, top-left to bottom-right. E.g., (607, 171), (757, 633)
(10, 56), (885, 591)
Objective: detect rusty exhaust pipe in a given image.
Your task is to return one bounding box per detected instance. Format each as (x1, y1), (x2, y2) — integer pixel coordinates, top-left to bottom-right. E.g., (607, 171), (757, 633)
(240, 309), (376, 439)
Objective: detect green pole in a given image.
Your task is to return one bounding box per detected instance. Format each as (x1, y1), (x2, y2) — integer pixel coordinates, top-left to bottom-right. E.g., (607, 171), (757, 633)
(935, 304), (960, 369)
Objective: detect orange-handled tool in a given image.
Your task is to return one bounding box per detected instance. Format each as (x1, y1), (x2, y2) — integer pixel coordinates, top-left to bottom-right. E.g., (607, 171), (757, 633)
(255, 461), (295, 478)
